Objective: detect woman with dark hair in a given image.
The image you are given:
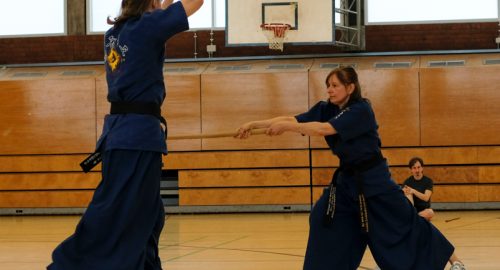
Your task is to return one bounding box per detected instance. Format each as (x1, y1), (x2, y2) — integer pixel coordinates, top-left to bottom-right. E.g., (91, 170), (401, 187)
(47, 0), (202, 270)
(235, 66), (467, 270)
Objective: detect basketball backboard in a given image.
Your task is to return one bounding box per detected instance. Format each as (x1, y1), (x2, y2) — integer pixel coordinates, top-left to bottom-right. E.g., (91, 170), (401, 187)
(225, 0), (335, 47)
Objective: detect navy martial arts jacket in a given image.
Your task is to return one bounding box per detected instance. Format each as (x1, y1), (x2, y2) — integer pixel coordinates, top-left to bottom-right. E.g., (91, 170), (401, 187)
(98, 2), (189, 155)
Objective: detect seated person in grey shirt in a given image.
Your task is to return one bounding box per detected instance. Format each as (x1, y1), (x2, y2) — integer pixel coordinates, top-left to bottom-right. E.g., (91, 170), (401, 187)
(402, 157), (434, 220)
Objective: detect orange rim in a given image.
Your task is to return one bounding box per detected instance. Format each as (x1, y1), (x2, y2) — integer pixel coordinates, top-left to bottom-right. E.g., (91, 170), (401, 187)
(260, 23), (291, 31)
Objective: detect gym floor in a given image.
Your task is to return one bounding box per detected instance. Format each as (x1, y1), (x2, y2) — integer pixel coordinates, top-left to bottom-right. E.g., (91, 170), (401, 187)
(1, 210), (499, 270)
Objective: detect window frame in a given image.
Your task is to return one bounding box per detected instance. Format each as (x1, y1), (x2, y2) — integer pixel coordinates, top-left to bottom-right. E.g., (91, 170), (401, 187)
(0, 0), (67, 38)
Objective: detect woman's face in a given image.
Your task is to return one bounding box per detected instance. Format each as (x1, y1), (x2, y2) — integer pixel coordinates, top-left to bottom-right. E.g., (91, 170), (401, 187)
(327, 74), (354, 108)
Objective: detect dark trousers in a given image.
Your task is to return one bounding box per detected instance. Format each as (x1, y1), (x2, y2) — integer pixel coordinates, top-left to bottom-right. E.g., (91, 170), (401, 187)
(304, 185), (454, 270)
(48, 149), (164, 270)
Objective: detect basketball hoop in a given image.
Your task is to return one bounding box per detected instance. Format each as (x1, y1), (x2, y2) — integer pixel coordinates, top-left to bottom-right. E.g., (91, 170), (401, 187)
(260, 23), (291, 52)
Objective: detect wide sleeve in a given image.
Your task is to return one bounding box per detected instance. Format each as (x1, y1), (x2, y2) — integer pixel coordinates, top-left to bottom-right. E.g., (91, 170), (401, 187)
(146, 2), (190, 42)
(327, 100), (378, 141)
(294, 101), (326, 123)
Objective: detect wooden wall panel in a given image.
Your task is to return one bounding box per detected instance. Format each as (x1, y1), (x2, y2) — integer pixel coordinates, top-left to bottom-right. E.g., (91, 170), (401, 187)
(315, 167), (479, 186)
(96, 65), (203, 152)
(420, 167), (478, 184)
(179, 187), (310, 205)
(312, 168), (335, 186)
(307, 69), (330, 150)
(389, 167), (410, 185)
(204, 59), (315, 74)
(478, 146), (500, 164)
(0, 173), (101, 190)
(0, 66), (105, 81)
(163, 74), (201, 151)
(314, 186), (480, 203)
(479, 185), (500, 202)
(309, 58), (420, 148)
(479, 166), (500, 183)
(311, 150), (340, 167)
(95, 77), (108, 140)
(310, 56), (421, 72)
(0, 80), (96, 154)
(420, 66), (500, 146)
(432, 185), (478, 202)
(314, 167), (406, 186)
(0, 191), (94, 208)
(357, 68), (420, 147)
(309, 136), (328, 149)
(179, 169), (309, 187)
(0, 155), (98, 173)
(390, 166), (479, 185)
(312, 147), (477, 168)
(420, 54), (499, 69)
(163, 150), (309, 170)
(201, 72), (310, 150)
(382, 147), (478, 166)
(312, 186), (327, 202)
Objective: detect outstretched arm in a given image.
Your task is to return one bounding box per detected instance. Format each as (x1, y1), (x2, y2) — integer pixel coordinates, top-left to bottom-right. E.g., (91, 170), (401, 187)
(267, 121), (337, 137)
(180, 0), (204, 17)
(161, 0), (174, 9)
(235, 117), (296, 139)
(247, 116), (297, 129)
(235, 117), (337, 139)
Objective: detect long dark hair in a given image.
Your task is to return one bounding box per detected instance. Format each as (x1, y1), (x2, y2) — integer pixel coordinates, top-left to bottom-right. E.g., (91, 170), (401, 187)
(325, 66), (364, 109)
(107, 0), (158, 25)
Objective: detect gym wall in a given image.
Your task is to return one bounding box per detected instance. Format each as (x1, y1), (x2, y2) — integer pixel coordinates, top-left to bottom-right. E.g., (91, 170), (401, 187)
(1, 53), (500, 213)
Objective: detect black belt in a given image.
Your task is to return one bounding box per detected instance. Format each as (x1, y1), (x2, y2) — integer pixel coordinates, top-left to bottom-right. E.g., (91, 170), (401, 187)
(79, 102), (167, 173)
(324, 151), (384, 234)
(110, 102), (167, 129)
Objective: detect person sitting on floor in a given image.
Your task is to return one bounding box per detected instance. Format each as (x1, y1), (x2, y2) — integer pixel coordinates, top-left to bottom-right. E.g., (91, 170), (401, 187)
(402, 157), (435, 220)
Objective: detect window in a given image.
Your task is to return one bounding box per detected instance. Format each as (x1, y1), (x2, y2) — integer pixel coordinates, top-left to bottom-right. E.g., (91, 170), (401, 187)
(88, 0), (226, 33)
(335, 0), (340, 24)
(172, 0), (226, 29)
(366, 0), (499, 24)
(214, 0), (226, 27)
(87, 0), (122, 33)
(0, 0), (66, 37)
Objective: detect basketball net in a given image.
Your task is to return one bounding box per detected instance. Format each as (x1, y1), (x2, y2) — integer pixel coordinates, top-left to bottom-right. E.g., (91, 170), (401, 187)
(260, 23), (291, 52)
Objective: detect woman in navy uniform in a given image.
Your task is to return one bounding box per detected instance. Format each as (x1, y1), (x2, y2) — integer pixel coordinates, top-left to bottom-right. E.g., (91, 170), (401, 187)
(47, 0), (202, 269)
(235, 66), (467, 270)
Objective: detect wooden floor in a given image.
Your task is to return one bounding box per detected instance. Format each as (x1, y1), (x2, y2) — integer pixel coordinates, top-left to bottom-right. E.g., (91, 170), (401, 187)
(0, 210), (499, 270)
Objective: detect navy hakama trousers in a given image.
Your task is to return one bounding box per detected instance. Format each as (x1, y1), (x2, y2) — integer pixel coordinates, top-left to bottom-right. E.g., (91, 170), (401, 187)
(48, 149), (164, 270)
(304, 184), (454, 270)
